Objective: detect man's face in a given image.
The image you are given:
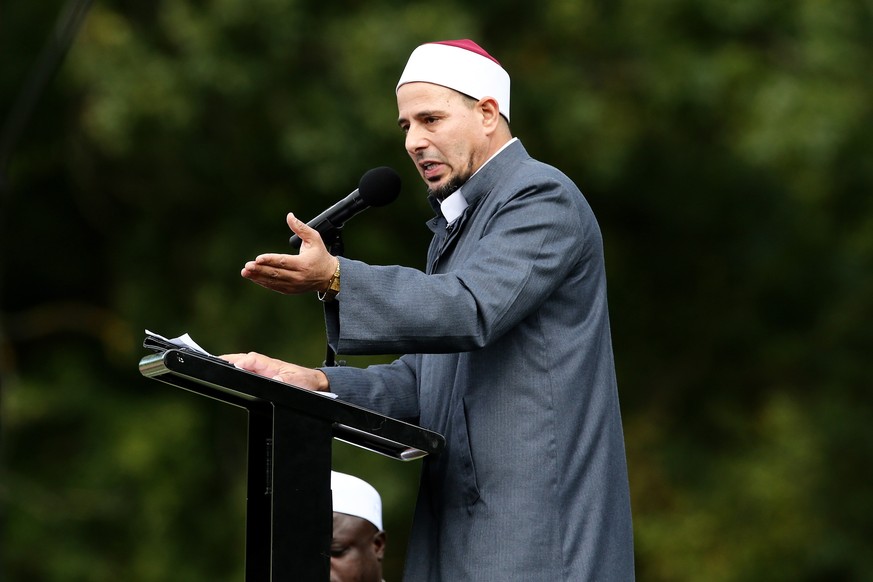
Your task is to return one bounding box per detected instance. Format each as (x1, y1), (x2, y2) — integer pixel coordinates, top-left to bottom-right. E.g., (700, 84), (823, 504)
(397, 82), (491, 201)
(330, 512), (385, 582)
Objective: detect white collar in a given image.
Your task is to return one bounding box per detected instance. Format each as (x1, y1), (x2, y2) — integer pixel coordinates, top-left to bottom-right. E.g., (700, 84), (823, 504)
(438, 138), (518, 225)
(439, 189), (468, 224)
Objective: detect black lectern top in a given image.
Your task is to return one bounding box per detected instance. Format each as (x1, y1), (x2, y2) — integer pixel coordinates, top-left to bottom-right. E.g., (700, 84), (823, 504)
(139, 348), (444, 460)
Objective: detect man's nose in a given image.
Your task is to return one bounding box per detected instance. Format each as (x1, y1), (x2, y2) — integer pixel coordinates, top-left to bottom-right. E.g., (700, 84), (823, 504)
(405, 125), (428, 154)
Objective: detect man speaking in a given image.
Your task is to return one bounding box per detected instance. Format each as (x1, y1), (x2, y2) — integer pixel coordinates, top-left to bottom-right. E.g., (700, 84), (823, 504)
(225, 39), (635, 581)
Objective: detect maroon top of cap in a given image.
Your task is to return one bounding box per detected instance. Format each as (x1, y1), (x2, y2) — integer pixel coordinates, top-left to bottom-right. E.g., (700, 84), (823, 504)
(430, 39), (502, 66)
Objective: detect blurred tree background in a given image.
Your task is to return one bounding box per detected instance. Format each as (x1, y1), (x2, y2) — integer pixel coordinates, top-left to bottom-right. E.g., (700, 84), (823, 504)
(2, 0), (872, 580)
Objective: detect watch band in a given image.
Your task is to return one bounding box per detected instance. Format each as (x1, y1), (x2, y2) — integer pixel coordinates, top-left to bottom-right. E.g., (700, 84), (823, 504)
(317, 258), (341, 302)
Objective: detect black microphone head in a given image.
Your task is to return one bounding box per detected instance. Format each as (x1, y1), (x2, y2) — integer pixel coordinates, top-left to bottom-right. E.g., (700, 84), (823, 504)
(358, 166), (401, 207)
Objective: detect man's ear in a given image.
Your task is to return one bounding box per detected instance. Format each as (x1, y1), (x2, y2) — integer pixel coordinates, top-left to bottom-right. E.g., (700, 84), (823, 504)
(372, 531), (387, 561)
(477, 97), (502, 132)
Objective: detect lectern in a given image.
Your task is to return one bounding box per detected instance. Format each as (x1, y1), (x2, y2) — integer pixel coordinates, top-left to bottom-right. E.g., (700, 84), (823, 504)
(139, 347), (444, 582)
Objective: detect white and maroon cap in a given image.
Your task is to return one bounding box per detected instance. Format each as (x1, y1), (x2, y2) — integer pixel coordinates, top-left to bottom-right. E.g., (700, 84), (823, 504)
(396, 39), (511, 122)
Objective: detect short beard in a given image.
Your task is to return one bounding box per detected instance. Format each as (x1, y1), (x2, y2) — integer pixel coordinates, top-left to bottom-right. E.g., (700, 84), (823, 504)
(429, 174), (469, 202)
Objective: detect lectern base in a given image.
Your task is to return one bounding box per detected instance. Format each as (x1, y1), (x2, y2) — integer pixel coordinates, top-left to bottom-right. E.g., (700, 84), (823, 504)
(139, 348), (444, 582)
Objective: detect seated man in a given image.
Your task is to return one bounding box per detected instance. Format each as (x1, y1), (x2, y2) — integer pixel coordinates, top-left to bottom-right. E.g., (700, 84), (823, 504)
(330, 471), (387, 582)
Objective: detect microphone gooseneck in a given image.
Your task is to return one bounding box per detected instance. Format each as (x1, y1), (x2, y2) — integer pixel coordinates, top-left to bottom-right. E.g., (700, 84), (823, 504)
(289, 166), (401, 249)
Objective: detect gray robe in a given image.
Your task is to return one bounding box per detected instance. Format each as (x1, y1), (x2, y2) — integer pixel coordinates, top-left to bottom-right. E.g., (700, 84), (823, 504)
(322, 140), (634, 581)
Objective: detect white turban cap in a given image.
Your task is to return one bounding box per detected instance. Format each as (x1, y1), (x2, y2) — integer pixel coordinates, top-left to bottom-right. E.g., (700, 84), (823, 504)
(396, 39), (511, 122)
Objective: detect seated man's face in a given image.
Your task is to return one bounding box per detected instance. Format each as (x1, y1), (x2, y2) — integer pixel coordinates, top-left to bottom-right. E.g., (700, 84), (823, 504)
(330, 512), (386, 582)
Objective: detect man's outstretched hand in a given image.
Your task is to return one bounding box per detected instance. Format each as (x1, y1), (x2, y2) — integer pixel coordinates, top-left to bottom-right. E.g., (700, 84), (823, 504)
(240, 213), (339, 295)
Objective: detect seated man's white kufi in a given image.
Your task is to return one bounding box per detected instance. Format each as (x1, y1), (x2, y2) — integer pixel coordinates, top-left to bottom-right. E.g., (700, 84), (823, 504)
(331, 471), (383, 532)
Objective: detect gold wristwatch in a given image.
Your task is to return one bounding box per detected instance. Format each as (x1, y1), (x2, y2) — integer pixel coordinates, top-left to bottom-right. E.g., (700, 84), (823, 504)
(317, 259), (340, 302)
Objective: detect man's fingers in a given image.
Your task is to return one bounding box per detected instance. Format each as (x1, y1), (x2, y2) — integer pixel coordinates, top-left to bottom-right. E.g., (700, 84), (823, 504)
(220, 351), (259, 370)
(238, 216), (330, 294)
(286, 212), (323, 249)
(252, 253), (287, 267)
(219, 353), (245, 364)
(223, 351), (283, 376)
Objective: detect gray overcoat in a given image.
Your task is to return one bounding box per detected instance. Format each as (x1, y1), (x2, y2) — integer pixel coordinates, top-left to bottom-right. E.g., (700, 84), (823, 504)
(322, 140), (635, 581)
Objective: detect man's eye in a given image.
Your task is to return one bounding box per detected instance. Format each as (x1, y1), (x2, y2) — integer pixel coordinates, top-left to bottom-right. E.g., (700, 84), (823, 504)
(330, 546), (349, 558)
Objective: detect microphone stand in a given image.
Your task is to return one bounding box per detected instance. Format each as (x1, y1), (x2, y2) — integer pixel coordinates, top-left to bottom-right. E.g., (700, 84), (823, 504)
(322, 227), (344, 367)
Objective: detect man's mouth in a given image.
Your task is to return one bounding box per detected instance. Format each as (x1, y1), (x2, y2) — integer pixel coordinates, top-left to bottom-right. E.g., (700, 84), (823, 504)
(421, 161), (443, 181)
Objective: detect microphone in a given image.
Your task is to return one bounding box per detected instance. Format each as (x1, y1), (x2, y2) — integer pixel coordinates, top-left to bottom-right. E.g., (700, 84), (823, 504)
(289, 166), (401, 249)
